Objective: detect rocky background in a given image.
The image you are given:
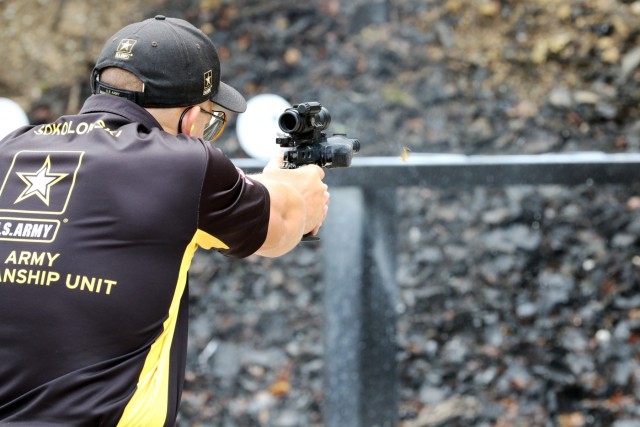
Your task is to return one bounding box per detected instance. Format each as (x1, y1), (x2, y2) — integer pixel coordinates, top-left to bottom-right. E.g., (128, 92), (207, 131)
(2, 0), (640, 426)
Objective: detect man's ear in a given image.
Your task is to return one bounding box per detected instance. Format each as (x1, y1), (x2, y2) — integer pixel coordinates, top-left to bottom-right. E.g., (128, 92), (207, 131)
(181, 106), (201, 136)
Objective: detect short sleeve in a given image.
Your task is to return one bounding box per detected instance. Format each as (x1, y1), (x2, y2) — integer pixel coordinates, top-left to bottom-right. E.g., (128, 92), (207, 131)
(196, 145), (270, 258)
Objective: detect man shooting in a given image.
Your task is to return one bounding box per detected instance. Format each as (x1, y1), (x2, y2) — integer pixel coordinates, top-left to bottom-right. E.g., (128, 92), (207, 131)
(0, 15), (329, 426)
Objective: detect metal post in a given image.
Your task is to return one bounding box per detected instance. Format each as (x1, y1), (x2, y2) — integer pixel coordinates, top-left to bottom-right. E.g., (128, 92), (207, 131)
(323, 187), (365, 427)
(360, 187), (398, 427)
(322, 187), (398, 427)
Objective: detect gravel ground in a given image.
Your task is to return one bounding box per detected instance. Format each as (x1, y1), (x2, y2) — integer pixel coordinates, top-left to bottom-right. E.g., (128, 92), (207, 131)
(178, 182), (640, 427)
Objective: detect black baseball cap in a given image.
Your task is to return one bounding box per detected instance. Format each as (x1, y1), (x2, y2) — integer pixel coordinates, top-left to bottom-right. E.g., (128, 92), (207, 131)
(91, 15), (246, 112)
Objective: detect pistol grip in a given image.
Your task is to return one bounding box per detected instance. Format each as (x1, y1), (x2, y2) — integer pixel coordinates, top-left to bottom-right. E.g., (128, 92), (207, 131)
(301, 233), (320, 242)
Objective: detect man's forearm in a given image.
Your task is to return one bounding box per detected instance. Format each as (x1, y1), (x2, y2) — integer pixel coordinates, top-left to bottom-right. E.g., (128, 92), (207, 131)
(252, 175), (306, 257)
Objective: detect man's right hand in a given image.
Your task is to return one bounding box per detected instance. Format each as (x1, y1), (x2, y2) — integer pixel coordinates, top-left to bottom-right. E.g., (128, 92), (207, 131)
(261, 154), (329, 235)
(249, 153), (330, 257)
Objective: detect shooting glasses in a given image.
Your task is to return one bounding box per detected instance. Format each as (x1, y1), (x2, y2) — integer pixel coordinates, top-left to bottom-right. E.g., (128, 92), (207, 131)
(178, 106), (227, 142)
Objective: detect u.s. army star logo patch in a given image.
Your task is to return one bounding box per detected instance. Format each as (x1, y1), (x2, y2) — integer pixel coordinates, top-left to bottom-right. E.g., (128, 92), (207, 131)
(15, 156), (67, 206)
(115, 38), (136, 60)
(0, 150), (84, 215)
(203, 70), (213, 96)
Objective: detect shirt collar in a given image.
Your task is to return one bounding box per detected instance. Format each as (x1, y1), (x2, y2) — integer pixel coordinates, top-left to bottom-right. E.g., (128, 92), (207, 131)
(80, 94), (163, 131)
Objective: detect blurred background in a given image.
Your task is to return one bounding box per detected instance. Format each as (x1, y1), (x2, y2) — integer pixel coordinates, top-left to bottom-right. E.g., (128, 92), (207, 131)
(2, 0), (640, 426)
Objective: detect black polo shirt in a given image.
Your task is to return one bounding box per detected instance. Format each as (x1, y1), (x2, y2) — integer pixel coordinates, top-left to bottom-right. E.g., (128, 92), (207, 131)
(0, 95), (270, 426)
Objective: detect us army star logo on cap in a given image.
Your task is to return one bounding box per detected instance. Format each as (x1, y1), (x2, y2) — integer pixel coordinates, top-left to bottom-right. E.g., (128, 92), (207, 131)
(203, 70), (213, 96)
(115, 39), (136, 60)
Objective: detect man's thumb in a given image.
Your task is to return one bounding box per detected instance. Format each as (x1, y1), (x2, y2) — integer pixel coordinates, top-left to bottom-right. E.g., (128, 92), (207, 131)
(265, 150), (285, 170)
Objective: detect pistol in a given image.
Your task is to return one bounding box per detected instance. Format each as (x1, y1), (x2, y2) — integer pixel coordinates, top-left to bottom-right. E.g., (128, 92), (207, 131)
(276, 101), (360, 241)
(276, 102), (360, 169)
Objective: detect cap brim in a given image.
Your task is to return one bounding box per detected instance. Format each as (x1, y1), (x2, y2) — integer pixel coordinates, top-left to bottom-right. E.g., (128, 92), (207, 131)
(212, 81), (247, 113)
